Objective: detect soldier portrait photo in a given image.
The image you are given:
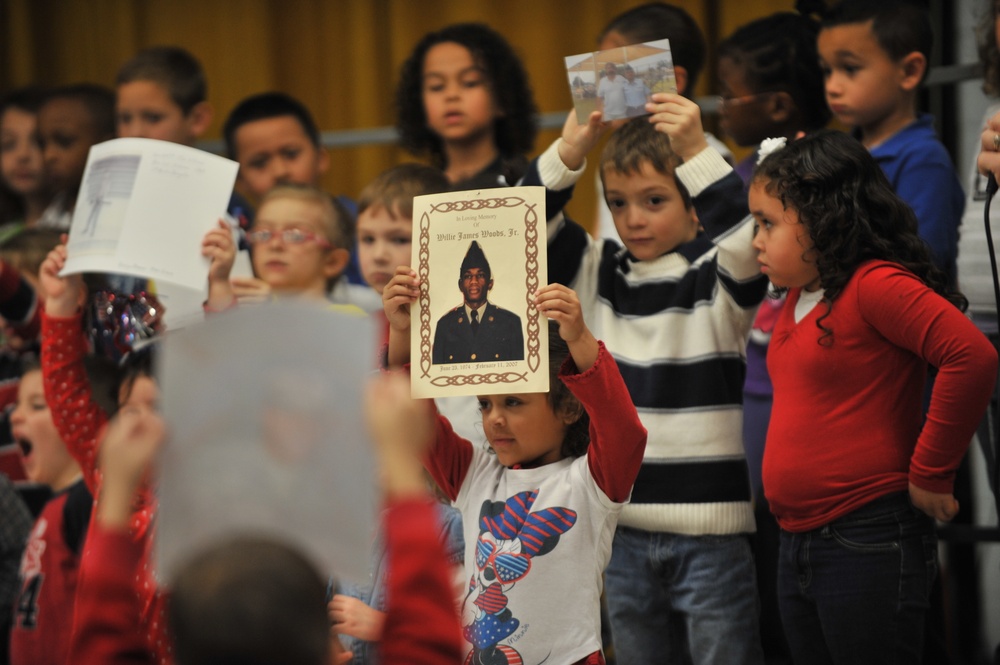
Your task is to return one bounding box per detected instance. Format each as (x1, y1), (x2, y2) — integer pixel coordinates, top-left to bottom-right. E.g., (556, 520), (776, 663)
(432, 240), (524, 364)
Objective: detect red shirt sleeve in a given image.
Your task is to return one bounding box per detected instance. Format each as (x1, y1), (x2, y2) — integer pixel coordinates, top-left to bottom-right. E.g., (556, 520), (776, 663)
(858, 264), (998, 492)
(424, 411), (474, 502)
(380, 498), (463, 664)
(68, 524), (153, 665)
(41, 311), (108, 497)
(561, 342), (648, 503)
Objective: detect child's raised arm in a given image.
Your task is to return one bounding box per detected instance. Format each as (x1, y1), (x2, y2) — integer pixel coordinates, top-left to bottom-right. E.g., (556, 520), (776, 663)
(40, 241), (107, 494)
(646, 92), (710, 162)
(361, 372), (464, 663)
(382, 266), (420, 368)
(540, 283), (647, 503)
(201, 219), (237, 311)
(364, 371), (434, 499)
(534, 283), (598, 372)
(68, 410), (163, 665)
(39, 239), (85, 318)
(95, 410), (165, 530)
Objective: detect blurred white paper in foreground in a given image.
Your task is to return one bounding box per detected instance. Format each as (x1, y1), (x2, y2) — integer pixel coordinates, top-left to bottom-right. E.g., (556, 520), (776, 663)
(155, 301), (377, 585)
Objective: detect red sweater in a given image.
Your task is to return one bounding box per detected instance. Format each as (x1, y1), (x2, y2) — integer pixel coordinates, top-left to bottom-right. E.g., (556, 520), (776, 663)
(41, 312), (167, 664)
(764, 261), (998, 532)
(10, 480), (91, 665)
(68, 498), (463, 665)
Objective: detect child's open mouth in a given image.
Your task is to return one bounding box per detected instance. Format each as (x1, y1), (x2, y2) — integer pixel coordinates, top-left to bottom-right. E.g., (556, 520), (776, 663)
(17, 438), (32, 458)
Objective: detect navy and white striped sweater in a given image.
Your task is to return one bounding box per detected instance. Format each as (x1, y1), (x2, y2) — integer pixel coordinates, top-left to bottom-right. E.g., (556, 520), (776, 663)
(546, 146), (768, 535)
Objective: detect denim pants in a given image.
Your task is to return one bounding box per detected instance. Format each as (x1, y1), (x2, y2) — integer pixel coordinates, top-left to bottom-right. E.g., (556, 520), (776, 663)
(604, 526), (765, 665)
(777, 491), (938, 665)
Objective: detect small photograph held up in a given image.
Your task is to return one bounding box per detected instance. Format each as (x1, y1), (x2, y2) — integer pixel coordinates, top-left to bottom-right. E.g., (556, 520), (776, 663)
(565, 38), (677, 123)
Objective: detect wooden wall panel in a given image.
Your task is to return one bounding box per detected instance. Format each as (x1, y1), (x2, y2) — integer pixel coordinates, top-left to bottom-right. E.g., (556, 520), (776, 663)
(1, 0), (799, 230)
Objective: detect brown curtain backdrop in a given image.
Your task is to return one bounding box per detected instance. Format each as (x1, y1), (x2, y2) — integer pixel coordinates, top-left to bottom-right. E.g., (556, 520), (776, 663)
(0, 0), (792, 230)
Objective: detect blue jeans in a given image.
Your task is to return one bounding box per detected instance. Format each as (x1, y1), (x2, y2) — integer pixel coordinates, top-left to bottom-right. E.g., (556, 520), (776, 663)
(777, 491), (938, 665)
(604, 526), (764, 665)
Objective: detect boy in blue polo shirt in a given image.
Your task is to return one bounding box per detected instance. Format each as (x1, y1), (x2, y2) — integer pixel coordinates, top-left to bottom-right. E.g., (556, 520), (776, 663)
(818, 0), (963, 285)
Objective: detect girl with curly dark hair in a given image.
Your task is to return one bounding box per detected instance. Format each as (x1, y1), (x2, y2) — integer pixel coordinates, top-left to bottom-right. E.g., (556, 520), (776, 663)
(749, 129), (997, 664)
(394, 23), (538, 190)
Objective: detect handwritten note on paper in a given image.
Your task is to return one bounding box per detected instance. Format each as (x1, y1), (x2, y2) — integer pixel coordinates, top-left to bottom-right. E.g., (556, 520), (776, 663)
(149, 150), (207, 179)
(62, 138), (238, 290)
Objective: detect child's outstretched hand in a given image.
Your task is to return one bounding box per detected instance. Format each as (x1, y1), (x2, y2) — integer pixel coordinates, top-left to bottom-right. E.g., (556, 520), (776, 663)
(364, 371), (433, 499)
(96, 409), (166, 529)
(382, 266), (420, 333)
(909, 483), (960, 522)
(202, 219), (237, 310)
(557, 110), (610, 171)
(534, 283), (598, 372)
(646, 93), (709, 162)
(39, 237), (86, 317)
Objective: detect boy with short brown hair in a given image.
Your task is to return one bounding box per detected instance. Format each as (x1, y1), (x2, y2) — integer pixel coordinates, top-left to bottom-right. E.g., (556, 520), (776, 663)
(529, 95), (769, 663)
(115, 45), (213, 145)
(355, 163), (448, 296)
(818, 0), (963, 286)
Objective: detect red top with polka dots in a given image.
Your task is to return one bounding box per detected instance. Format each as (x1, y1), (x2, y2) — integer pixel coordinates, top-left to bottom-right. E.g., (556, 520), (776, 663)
(41, 311), (170, 665)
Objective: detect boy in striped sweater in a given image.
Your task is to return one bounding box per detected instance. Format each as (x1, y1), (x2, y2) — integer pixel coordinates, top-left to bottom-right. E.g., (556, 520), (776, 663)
(539, 95), (768, 664)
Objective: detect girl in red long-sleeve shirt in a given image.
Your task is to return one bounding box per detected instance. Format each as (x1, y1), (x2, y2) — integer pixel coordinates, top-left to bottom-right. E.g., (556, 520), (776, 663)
(749, 130), (998, 665)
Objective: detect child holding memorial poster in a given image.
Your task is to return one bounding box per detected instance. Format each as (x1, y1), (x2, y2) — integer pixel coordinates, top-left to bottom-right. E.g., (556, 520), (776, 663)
(383, 265), (646, 663)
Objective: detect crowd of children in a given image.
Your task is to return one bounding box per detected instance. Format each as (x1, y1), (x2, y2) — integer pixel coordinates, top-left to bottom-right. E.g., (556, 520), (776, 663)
(0, 1), (999, 664)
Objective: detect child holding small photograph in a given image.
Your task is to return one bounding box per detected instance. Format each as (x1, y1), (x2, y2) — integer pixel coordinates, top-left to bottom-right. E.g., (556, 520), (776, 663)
(520, 93), (769, 663)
